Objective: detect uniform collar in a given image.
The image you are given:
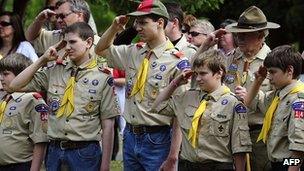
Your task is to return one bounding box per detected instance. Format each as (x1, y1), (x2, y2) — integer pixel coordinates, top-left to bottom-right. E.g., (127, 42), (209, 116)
(236, 43), (270, 61)
(175, 34), (189, 51)
(11, 92), (26, 101)
(205, 85), (228, 102)
(143, 38), (174, 59)
(277, 81), (300, 99)
(65, 57), (95, 70)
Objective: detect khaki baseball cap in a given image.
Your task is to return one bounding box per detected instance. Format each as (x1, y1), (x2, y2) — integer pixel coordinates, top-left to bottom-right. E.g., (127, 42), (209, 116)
(127, 0), (169, 19)
(226, 6), (280, 33)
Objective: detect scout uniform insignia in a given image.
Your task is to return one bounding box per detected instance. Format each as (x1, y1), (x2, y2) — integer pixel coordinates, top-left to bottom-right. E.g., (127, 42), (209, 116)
(84, 102), (95, 112)
(292, 102), (304, 119)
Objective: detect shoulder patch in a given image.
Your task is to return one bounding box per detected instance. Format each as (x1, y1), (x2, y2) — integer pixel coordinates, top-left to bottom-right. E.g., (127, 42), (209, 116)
(292, 101), (304, 119)
(136, 42), (145, 48)
(33, 93), (42, 99)
(107, 77), (114, 87)
(176, 59), (191, 70)
(298, 93), (304, 99)
(172, 51), (184, 58)
(35, 104), (49, 113)
(235, 103), (247, 113)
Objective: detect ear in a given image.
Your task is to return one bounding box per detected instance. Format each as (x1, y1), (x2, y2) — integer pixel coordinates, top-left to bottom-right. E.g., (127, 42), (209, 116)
(157, 18), (165, 28)
(172, 18), (179, 28)
(286, 65), (294, 77)
(215, 69), (224, 79)
(76, 12), (84, 22)
(85, 37), (93, 49)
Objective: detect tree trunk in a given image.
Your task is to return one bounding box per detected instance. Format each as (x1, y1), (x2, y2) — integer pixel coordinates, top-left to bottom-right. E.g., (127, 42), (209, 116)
(13, 0), (30, 20)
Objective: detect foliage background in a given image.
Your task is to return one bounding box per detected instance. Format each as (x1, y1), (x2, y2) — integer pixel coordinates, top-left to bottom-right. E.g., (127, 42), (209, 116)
(1, 0), (303, 51)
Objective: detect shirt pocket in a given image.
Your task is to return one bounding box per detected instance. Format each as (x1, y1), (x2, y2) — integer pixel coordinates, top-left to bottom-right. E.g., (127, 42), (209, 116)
(238, 125), (252, 146)
(180, 106), (196, 131)
(209, 114), (230, 137)
(47, 86), (65, 113)
(272, 113), (289, 136)
(78, 93), (102, 116)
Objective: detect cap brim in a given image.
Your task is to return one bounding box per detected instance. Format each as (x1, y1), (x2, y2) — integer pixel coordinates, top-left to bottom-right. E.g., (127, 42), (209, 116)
(127, 11), (150, 17)
(225, 22), (280, 33)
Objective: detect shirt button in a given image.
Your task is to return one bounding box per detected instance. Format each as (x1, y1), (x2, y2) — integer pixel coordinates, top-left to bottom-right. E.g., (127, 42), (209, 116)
(55, 90), (57, 93)
(66, 119), (69, 122)
(133, 101), (136, 105)
(64, 133), (68, 136)
(132, 115), (135, 118)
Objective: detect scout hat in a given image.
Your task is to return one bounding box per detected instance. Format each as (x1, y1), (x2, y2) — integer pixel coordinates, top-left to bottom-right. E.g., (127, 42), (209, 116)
(226, 6), (280, 33)
(127, 0), (169, 19)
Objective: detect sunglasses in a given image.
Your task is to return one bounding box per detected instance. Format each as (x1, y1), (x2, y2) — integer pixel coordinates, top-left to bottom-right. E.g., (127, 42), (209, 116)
(56, 12), (73, 20)
(188, 31), (207, 37)
(0, 21), (12, 27)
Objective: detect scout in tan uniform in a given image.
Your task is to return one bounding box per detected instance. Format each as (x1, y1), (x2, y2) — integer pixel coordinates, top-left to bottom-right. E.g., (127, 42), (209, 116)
(244, 45), (304, 171)
(25, 0), (104, 65)
(224, 6), (280, 171)
(9, 23), (119, 171)
(95, 0), (191, 170)
(152, 49), (252, 171)
(0, 53), (48, 171)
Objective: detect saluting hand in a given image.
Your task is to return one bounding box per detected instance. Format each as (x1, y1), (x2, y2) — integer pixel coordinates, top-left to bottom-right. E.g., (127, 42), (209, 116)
(113, 15), (129, 31)
(254, 65), (267, 83)
(172, 70), (193, 87)
(41, 46), (59, 62)
(36, 9), (56, 23)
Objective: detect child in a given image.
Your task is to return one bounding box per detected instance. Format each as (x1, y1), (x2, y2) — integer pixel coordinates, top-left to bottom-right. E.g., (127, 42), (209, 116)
(244, 45), (304, 171)
(152, 49), (252, 171)
(9, 22), (119, 171)
(0, 53), (48, 171)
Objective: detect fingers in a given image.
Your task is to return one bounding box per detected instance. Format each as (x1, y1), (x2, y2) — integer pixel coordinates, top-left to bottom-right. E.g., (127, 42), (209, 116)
(114, 15), (129, 30)
(38, 9), (56, 21)
(213, 28), (227, 38)
(55, 40), (67, 52)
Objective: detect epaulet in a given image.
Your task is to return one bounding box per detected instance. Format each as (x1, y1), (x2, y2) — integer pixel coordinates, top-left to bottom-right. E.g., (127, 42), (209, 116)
(33, 92), (43, 99)
(172, 51), (184, 58)
(98, 67), (111, 75)
(136, 42), (145, 48)
(298, 93), (304, 99)
(229, 92), (243, 102)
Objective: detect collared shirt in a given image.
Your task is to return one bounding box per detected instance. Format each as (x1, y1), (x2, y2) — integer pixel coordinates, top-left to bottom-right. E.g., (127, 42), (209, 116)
(258, 81), (304, 162)
(0, 92), (48, 165)
(24, 58), (119, 141)
(175, 34), (197, 60)
(225, 44), (272, 125)
(161, 86), (252, 162)
(107, 39), (190, 126)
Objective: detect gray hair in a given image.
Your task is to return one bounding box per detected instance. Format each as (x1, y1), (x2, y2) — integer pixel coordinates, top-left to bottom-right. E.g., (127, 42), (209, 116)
(57, 0), (90, 23)
(191, 19), (214, 35)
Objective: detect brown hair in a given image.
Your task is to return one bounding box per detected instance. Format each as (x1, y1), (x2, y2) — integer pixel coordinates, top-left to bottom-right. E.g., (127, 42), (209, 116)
(0, 53), (32, 76)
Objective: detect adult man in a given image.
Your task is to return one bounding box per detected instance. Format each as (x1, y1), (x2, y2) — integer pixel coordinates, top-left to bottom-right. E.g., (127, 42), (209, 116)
(10, 22), (119, 171)
(225, 6), (280, 171)
(95, 0), (190, 170)
(26, 0), (101, 61)
(164, 2), (196, 60)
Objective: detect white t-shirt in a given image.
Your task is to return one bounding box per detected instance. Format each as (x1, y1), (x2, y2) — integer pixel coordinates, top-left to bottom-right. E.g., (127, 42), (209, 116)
(16, 41), (38, 62)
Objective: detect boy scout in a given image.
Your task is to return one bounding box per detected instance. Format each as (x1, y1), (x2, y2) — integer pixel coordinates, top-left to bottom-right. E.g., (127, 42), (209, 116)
(95, 0), (191, 170)
(244, 45), (304, 171)
(152, 49), (252, 171)
(9, 22), (119, 171)
(225, 6), (280, 171)
(0, 53), (48, 171)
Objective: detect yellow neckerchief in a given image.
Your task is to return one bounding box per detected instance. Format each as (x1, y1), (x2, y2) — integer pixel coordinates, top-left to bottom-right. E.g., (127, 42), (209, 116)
(56, 59), (97, 118)
(188, 86), (231, 148)
(130, 41), (175, 101)
(0, 94), (12, 123)
(257, 82), (304, 143)
(241, 58), (254, 85)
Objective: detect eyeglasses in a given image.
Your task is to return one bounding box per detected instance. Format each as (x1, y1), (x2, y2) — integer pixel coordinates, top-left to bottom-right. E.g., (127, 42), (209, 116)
(0, 21), (12, 27)
(56, 12), (73, 20)
(188, 31), (207, 37)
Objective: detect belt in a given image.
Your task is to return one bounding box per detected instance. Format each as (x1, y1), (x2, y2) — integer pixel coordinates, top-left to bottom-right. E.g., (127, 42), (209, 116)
(179, 159), (233, 171)
(249, 124), (262, 131)
(126, 123), (170, 134)
(49, 140), (98, 150)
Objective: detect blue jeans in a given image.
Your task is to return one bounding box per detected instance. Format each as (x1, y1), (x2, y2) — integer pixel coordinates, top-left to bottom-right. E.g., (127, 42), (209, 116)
(123, 126), (171, 171)
(45, 142), (101, 171)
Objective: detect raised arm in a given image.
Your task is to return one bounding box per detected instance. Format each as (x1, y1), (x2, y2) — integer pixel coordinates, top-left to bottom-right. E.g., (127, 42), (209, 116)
(9, 45), (60, 92)
(151, 70), (193, 110)
(95, 15), (129, 57)
(26, 9), (56, 41)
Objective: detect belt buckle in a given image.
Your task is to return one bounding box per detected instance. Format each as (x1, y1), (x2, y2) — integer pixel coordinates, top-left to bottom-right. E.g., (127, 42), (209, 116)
(59, 141), (69, 150)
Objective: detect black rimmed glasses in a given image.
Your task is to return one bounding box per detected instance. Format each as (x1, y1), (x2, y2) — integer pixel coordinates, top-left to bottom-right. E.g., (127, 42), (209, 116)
(0, 21), (12, 27)
(188, 31), (207, 37)
(56, 12), (73, 20)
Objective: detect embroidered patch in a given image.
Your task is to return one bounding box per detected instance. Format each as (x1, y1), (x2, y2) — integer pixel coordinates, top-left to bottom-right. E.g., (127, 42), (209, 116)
(225, 75), (235, 84)
(50, 99), (60, 112)
(83, 78), (89, 84)
(155, 74), (162, 80)
(15, 98), (22, 103)
(176, 60), (191, 70)
(221, 99), (228, 105)
(159, 65), (167, 72)
(92, 79), (99, 86)
(292, 102), (304, 119)
(235, 103), (247, 113)
(107, 77), (114, 86)
(217, 114), (227, 119)
(9, 106), (16, 110)
(151, 61), (158, 69)
(35, 104), (49, 112)
(40, 112), (48, 121)
(88, 89), (97, 94)
(228, 63), (238, 71)
(84, 102), (95, 112)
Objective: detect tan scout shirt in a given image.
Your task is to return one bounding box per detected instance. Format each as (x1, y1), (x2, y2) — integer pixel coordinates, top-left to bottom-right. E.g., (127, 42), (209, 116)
(24, 58), (119, 141)
(225, 44), (272, 125)
(175, 34), (197, 60)
(107, 40), (190, 126)
(162, 86), (252, 162)
(258, 81), (304, 162)
(32, 29), (103, 61)
(0, 92), (48, 165)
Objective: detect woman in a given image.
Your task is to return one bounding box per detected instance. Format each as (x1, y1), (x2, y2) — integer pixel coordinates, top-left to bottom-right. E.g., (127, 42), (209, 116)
(0, 11), (38, 61)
